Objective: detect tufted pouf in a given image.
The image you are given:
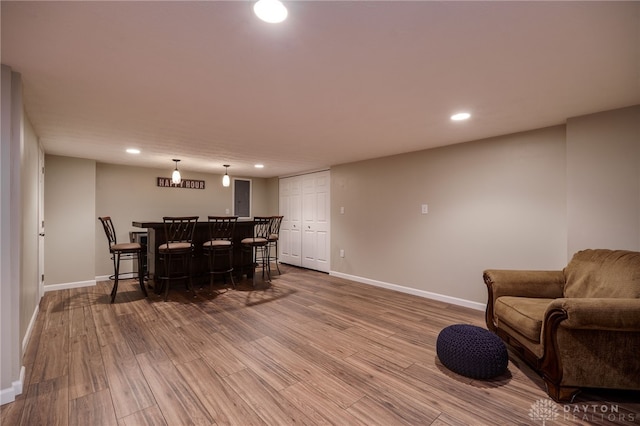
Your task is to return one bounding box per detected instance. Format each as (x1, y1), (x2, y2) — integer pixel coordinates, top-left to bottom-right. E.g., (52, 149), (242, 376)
(436, 324), (508, 379)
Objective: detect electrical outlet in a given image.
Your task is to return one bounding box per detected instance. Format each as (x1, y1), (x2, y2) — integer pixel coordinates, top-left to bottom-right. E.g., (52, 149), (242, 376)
(339, 249), (345, 258)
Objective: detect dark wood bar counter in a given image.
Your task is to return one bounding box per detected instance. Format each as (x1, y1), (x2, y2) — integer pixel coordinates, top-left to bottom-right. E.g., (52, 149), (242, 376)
(132, 219), (255, 285)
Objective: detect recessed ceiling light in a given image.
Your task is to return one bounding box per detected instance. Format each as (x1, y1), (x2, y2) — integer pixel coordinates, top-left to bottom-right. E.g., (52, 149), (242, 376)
(254, 164), (265, 169)
(451, 112), (471, 121)
(254, 0), (288, 23)
(126, 148), (140, 154)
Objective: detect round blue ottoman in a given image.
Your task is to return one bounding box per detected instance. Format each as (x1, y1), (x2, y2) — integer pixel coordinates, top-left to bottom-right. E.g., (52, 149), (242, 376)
(436, 324), (508, 379)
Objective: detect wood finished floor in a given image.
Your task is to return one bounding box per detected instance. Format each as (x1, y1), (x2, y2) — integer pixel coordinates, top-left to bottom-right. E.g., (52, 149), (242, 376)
(2, 265), (639, 426)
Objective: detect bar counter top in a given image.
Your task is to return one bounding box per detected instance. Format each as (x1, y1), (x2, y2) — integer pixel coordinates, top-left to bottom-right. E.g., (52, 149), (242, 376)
(132, 219), (254, 228)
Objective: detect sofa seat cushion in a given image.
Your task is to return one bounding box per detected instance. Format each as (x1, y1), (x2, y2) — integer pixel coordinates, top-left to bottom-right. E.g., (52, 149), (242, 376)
(563, 249), (640, 298)
(495, 297), (555, 342)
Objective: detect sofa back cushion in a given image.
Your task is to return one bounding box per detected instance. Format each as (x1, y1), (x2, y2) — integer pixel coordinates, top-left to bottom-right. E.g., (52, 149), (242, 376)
(563, 249), (640, 298)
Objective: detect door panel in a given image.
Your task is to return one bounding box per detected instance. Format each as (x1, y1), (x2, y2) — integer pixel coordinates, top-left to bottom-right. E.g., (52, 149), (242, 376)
(233, 179), (251, 218)
(279, 176), (302, 266)
(316, 230), (329, 264)
(279, 171), (330, 272)
(301, 171), (330, 272)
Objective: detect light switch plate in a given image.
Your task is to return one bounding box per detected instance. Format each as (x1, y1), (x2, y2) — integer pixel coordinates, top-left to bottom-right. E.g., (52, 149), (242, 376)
(421, 204), (428, 214)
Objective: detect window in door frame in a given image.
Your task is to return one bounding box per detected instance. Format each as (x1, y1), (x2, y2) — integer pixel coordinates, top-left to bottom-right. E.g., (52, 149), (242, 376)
(232, 178), (252, 219)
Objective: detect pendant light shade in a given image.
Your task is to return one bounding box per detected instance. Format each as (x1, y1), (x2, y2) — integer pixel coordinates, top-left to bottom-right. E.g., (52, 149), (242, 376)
(172, 159), (181, 184)
(222, 165), (230, 187)
(254, 0), (288, 23)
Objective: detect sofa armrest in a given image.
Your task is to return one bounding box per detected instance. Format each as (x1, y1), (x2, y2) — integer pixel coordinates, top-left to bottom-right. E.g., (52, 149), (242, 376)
(484, 270), (565, 299)
(547, 298), (640, 331)
(484, 269), (564, 331)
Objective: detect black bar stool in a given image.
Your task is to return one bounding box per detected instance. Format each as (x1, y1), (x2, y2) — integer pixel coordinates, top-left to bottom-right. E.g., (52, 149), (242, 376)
(98, 216), (148, 303)
(241, 217), (271, 287)
(157, 216), (198, 301)
(267, 215), (283, 275)
(203, 216), (237, 292)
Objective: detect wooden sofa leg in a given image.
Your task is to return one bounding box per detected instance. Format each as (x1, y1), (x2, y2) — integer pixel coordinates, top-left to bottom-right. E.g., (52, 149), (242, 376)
(544, 379), (580, 403)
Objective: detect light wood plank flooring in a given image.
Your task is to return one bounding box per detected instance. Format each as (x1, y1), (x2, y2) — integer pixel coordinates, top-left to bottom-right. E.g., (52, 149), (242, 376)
(2, 265), (639, 425)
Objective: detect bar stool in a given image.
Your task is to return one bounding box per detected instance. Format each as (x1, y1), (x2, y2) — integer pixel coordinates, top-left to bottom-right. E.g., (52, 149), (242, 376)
(241, 216), (271, 287)
(98, 217), (148, 303)
(267, 216), (283, 275)
(203, 216), (237, 292)
(157, 216), (198, 301)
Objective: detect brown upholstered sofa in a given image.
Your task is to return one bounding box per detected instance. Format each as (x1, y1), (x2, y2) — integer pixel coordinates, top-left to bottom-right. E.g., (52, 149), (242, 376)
(484, 249), (640, 402)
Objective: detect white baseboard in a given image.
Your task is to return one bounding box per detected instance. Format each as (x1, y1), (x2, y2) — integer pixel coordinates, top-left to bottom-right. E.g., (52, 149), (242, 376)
(0, 366), (25, 405)
(1, 303), (41, 405)
(329, 271), (486, 311)
(22, 305), (39, 354)
(43, 279), (96, 292)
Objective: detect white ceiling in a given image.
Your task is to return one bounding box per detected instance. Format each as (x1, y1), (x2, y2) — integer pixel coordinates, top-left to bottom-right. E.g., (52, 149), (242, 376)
(2, 1), (639, 178)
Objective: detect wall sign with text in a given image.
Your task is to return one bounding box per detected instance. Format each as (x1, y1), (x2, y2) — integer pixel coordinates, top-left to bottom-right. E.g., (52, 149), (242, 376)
(157, 177), (205, 189)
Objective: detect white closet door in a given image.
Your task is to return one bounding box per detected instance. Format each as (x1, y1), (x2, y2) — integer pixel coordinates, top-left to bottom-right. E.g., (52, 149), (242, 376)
(279, 176), (302, 266)
(301, 171), (330, 272)
(279, 170), (330, 272)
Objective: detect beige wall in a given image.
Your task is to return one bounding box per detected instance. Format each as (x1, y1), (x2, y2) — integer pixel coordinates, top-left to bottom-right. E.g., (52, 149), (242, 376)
(331, 125), (568, 305)
(21, 114), (40, 342)
(43, 159), (273, 284)
(1, 65), (23, 400)
(94, 163), (272, 277)
(44, 156), (96, 286)
(567, 105), (640, 255)
(329, 106), (640, 306)
(1, 67), (42, 402)
(264, 177), (280, 215)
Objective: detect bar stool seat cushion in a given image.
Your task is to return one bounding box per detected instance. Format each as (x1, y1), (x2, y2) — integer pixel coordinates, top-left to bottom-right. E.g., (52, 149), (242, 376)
(111, 242), (142, 252)
(268, 234), (279, 241)
(158, 242), (193, 252)
(241, 237), (268, 245)
(203, 240), (232, 247)
(436, 324), (508, 379)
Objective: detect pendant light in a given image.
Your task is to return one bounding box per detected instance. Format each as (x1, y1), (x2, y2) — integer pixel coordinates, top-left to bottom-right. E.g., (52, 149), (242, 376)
(222, 165), (231, 187)
(171, 159), (181, 184)
(254, 0), (288, 23)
